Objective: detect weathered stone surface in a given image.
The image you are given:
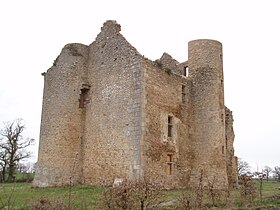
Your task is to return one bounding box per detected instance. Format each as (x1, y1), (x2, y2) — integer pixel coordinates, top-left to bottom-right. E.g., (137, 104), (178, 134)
(33, 21), (237, 189)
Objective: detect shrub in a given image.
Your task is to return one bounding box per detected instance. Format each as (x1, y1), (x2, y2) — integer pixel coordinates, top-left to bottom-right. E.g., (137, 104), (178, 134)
(165, 68), (172, 75)
(239, 174), (257, 206)
(154, 59), (163, 68)
(102, 177), (164, 210)
(31, 197), (68, 210)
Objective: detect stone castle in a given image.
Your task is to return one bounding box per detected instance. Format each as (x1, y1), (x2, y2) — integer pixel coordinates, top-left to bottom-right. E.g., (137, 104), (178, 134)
(33, 20), (238, 188)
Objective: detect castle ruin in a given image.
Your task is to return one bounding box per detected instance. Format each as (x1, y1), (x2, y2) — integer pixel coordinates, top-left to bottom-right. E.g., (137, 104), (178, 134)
(33, 20), (238, 189)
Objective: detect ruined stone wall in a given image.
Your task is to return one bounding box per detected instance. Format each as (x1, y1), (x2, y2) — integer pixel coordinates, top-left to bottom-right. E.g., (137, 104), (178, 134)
(142, 58), (193, 188)
(158, 53), (182, 75)
(177, 78), (194, 187)
(188, 40), (228, 188)
(225, 107), (238, 188)
(33, 44), (89, 187)
(34, 21), (236, 189)
(81, 21), (144, 185)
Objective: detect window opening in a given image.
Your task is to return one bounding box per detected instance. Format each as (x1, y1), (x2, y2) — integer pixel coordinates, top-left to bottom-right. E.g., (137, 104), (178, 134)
(168, 116), (173, 138)
(221, 113), (224, 123)
(167, 154), (173, 175)
(79, 85), (90, 108)
(222, 146), (225, 154)
(182, 85), (186, 103)
(225, 137), (228, 149)
(183, 66), (188, 77)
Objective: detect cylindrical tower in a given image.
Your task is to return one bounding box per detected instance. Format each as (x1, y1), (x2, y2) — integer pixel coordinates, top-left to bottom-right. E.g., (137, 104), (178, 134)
(188, 39), (227, 188)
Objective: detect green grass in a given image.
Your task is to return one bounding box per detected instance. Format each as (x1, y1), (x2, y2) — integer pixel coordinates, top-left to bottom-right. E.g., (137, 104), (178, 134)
(0, 179), (279, 209)
(14, 173), (34, 179)
(0, 183), (103, 209)
(253, 179), (280, 209)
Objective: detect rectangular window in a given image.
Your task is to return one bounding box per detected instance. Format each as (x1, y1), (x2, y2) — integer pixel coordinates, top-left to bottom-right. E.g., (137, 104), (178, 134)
(183, 66), (188, 77)
(168, 116), (173, 137)
(167, 154), (173, 175)
(182, 85), (186, 103)
(79, 92), (85, 108)
(79, 88), (89, 108)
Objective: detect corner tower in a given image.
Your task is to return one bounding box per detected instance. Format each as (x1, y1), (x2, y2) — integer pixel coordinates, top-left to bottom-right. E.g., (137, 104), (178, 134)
(33, 44), (89, 187)
(188, 40), (228, 188)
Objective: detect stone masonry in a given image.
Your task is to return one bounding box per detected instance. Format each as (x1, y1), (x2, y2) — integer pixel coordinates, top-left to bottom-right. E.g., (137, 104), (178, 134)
(33, 20), (238, 189)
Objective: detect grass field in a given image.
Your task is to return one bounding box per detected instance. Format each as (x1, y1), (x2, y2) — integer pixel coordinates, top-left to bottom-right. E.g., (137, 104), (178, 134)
(0, 179), (279, 209)
(0, 183), (103, 209)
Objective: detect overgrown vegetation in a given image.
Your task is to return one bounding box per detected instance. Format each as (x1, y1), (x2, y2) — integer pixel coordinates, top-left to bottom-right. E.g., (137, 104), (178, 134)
(154, 59), (173, 75)
(102, 177), (164, 210)
(154, 59), (163, 68)
(0, 179), (279, 209)
(238, 174), (257, 207)
(1, 154), (280, 209)
(165, 68), (171, 75)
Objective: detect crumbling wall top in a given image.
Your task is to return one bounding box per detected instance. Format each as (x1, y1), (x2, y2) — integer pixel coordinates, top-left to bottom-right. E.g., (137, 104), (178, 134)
(159, 52), (182, 75)
(101, 20), (121, 34)
(225, 106), (234, 125)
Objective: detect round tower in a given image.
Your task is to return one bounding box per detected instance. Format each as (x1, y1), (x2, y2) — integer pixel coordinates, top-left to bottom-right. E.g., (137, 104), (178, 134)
(188, 39), (227, 188)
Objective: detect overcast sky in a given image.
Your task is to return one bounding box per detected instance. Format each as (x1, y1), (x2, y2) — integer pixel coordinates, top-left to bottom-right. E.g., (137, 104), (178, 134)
(0, 0), (279, 171)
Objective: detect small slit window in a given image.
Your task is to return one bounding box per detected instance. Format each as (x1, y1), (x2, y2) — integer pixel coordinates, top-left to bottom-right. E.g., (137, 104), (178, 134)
(79, 86), (90, 108)
(182, 85), (186, 103)
(183, 66), (188, 77)
(168, 116), (173, 138)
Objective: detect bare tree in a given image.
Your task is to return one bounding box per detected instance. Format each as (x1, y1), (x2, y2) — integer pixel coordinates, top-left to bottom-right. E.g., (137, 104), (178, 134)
(263, 166), (272, 182)
(0, 149), (8, 182)
(0, 119), (34, 182)
(238, 158), (251, 176)
(273, 166), (280, 181)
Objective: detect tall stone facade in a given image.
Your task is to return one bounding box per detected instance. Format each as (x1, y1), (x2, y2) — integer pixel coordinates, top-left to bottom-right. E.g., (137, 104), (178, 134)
(33, 20), (238, 189)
